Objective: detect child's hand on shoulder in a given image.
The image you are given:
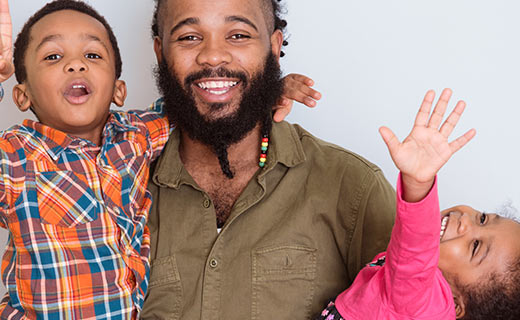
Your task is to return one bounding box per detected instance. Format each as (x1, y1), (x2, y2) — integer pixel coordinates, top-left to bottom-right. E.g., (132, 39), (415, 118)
(0, 0), (14, 84)
(379, 89), (476, 202)
(273, 73), (322, 122)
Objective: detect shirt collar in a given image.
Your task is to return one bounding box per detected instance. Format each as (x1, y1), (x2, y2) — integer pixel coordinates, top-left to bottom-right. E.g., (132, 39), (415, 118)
(22, 112), (138, 161)
(152, 121), (306, 188)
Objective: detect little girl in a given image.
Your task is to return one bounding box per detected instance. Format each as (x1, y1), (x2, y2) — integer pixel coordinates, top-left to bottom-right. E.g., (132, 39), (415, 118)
(317, 89), (520, 320)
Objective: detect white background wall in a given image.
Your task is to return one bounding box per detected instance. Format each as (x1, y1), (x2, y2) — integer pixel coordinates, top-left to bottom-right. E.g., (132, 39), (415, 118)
(1, 0), (519, 295)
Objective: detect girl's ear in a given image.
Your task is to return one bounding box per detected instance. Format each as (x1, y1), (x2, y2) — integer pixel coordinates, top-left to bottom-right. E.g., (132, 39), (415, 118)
(13, 84), (32, 112)
(453, 293), (466, 319)
(112, 80), (127, 107)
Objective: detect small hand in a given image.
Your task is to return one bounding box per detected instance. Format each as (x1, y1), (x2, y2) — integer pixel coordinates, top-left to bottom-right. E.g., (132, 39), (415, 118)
(0, 0), (13, 83)
(273, 73), (322, 122)
(379, 89), (476, 202)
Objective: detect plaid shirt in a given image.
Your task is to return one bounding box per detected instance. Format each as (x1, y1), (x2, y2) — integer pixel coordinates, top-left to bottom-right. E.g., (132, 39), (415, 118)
(0, 100), (169, 319)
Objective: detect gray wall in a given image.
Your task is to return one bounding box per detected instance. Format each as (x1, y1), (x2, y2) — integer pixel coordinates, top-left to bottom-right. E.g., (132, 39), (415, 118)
(1, 0), (519, 295)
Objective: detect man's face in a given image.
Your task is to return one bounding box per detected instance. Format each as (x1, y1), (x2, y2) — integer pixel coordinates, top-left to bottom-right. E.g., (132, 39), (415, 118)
(154, 0), (283, 121)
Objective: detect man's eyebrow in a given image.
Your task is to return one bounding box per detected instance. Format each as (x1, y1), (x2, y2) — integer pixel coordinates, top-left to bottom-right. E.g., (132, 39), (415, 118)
(225, 15), (258, 31)
(170, 17), (200, 36)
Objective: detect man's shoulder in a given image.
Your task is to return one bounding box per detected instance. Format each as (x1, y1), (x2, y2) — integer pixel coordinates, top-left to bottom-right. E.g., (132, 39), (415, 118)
(282, 122), (383, 174)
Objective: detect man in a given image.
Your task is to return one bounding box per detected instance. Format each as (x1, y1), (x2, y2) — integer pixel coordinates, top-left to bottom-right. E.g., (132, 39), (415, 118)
(142, 0), (396, 319)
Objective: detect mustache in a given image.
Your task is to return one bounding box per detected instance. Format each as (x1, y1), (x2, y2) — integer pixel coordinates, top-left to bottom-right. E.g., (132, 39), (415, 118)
(184, 68), (248, 87)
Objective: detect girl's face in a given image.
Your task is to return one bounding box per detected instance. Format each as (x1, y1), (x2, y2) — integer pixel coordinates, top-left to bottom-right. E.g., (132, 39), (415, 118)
(438, 205), (520, 289)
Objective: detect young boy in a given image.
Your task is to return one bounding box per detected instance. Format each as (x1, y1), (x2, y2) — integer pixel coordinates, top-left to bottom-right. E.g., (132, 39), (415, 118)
(0, 0), (320, 318)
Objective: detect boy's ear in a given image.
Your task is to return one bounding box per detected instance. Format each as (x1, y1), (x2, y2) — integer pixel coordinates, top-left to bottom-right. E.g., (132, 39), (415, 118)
(13, 84), (32, 112)
(453, 293), (466, 319)
(154, 36), (163, 64)
(112, 80), (127, 107)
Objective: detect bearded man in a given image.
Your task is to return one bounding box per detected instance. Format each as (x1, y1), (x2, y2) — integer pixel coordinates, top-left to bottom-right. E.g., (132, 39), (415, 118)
(142, 0), (396, 319)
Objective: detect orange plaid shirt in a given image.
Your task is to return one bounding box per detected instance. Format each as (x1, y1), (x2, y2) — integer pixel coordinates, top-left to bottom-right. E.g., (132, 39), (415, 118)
(0, 100), (169, 319)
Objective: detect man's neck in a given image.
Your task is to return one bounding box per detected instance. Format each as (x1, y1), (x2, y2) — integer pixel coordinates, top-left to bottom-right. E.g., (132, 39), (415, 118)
(179, 124), (262, 171)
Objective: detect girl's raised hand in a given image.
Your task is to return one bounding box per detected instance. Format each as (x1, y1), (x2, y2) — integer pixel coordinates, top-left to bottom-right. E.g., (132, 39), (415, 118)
(273, 73), (322, 122)
(379, 89), (476, 202)
(0, 0), (13, 84)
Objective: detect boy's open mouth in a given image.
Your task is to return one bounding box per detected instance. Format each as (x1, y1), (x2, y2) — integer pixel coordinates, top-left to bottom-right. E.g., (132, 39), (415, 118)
(64, 81), (92, 105)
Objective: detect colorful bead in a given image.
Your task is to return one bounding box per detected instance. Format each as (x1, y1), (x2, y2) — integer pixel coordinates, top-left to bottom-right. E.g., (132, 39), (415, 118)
(259, 135), (269, 169)
(259, 162), (265, 168)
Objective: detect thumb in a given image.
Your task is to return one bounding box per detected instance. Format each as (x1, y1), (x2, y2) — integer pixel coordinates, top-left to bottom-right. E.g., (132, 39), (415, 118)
(379, 126), (400, 155)
(272, 98), (293, 122)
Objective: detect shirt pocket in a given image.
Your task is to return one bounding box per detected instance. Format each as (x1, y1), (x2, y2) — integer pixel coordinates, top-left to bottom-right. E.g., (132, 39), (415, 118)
(36, 171), (100, 227)
(142, 255), (183, 320)
(252, 245), (317, 320)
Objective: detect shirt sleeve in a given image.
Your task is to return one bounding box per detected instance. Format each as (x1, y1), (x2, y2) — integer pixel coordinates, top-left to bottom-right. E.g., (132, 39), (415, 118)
(382, 174), (453, 316)
(127, 98), (173, 161)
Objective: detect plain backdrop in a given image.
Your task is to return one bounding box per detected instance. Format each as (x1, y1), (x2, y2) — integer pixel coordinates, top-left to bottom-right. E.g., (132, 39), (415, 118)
(0, 0), (519, 295)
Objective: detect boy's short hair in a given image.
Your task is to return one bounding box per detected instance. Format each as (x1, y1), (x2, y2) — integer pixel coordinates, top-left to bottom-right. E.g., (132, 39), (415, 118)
(460, 258), (520, 320)
(13, 0), (122, 84)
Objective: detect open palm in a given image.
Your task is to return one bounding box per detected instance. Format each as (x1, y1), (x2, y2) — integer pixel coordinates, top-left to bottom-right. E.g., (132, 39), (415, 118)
(380, 89), (476, 185)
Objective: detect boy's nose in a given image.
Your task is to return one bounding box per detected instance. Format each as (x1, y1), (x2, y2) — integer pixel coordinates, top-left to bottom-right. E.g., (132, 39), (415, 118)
(457, 213), (474, 235)
(65, 59), (88, 73)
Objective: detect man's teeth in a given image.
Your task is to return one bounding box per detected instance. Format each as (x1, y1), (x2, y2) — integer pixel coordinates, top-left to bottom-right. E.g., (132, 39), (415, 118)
(440, 215), (449, 239)
(197, 81), (238, 94)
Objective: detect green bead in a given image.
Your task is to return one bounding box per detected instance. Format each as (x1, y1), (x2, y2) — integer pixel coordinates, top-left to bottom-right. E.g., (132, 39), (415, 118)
(261, 146), (268, 152)
(259, 162), (265, 168)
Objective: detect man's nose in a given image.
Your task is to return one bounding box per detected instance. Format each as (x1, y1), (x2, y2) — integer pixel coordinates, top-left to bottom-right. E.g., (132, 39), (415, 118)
(196, 37), (232, 67)
(64, 58), (88, 73)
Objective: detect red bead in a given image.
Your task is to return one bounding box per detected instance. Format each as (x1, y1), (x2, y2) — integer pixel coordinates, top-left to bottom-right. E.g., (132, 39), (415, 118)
(260, 154), (267, 158)
(262, 138), (269, 143)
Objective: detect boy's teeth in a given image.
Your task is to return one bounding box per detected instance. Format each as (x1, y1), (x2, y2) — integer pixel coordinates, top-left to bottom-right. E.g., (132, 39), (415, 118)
(440, 215), (449, 239)
(72, 85), (86, 89)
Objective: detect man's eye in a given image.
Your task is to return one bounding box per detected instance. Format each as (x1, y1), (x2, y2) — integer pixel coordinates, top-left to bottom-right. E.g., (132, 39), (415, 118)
(85, 53), (101, 59)
(44, 54), (62, 61)
(480, 213), (487, 224)
(472, 240), (480, 256)
(230, 34), (250, 40)
(178, 35), (201, 42)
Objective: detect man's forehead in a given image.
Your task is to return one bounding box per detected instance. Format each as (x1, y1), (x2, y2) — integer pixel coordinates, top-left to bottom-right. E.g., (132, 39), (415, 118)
(162, 0), (273, 31)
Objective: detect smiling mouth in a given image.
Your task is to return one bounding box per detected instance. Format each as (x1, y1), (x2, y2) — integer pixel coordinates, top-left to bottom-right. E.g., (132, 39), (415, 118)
(196, 80), (239, 95)
(440, 214), (450, 239)
(64, 82), (92, 105)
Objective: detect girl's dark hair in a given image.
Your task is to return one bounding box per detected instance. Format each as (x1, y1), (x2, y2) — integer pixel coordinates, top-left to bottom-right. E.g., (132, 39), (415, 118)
(460, 258), (520, 320)
(14, 0), (122, 83)
(151, 0), (289, 56)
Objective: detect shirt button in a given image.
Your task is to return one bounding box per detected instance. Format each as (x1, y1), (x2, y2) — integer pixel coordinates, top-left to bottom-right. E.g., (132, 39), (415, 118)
(203, 199), (211, 208)
(209, 258), (218, 268)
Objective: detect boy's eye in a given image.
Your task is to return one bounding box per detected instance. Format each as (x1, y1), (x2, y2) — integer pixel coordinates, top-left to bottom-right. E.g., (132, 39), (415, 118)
(472, 239), (480, 257)
(44, 54), (62, 61)
(85, 53), (101, 59)
(480, 213), (487, 224)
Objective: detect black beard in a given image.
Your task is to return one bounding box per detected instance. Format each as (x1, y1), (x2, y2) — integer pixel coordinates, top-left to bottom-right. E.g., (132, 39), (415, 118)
(155, 52), (284, 179)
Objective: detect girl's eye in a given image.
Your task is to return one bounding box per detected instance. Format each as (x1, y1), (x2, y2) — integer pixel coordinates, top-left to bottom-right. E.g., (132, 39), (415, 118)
(44, 54), (62, 61)
(480, 213), (487, 224)
(472, 240), (480, 256)
(86, 53), (101, 59)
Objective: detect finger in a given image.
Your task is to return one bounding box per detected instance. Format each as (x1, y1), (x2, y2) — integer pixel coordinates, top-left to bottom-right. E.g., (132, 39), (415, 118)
(449, 128), (476, 154)
(285, 73), (315, 86)
(379, 126), (401, 155)
(414, 90), (435, 127)
(0, 0), (11, 58)
(439, 100), (466, 138)
(273, 100), (293, 122)
(428, 88), (452, 129)
(281, 89), (318, 107)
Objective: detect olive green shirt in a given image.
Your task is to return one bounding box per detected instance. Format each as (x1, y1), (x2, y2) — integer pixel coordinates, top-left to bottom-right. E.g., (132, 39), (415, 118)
(142, 121), (396, 320)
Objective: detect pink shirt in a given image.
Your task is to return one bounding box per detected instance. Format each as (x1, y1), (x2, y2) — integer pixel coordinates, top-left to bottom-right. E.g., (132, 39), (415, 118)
(335, 176), (456, 319)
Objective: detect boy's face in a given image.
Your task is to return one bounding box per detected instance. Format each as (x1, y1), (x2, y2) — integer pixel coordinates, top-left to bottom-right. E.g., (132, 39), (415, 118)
(438, 205), (520, 296)
(16, 10), (126, 144)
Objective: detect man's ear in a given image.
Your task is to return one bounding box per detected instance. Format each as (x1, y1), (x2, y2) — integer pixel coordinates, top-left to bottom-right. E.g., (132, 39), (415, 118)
(154, 36), (163, 65)
(453, 292), (466, 319)
(112, 80), (127, 107)
(270, 30), (284, 62)
(13, 84), (32, 112)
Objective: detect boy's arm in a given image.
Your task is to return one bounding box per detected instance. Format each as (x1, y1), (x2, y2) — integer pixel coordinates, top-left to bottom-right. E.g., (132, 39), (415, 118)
(273, 73), (321, 122)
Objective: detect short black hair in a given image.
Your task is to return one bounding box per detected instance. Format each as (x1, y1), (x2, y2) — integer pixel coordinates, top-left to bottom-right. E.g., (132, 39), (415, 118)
(459, 258), (520, 320)
(13, 0), (122, 83)
(151, 0), (289, 56)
